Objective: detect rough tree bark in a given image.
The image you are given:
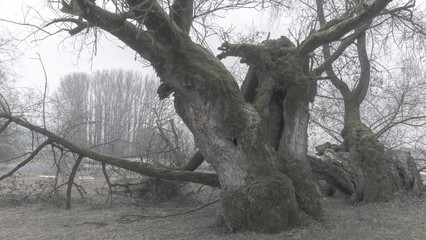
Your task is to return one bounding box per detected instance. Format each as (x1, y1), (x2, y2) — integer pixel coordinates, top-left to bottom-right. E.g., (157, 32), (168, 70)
(37, 0), (393, 233)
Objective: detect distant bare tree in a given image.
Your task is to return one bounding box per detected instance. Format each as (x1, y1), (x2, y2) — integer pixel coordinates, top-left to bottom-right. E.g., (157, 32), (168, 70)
(54, 69), (195, 165)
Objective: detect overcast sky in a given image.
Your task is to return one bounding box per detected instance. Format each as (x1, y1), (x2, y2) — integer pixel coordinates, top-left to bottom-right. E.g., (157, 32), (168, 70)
(2, 0), (424, 93)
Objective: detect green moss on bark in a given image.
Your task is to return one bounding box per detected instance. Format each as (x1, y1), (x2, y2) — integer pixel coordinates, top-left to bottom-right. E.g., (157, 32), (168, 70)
(169, 42), (248, 136)
(217, 112), (304, 233)
(246, 175), (302, 232)
(342, 122), (394, 202)
(274, 48), (310, 116)
(253, 76), (275, 116)
(277, 154), (324, 220)
(220, 174), (302, 233)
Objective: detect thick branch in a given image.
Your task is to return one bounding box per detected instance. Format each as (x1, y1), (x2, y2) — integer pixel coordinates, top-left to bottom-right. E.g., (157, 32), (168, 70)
(327, 69), (351, 97)
(171, 0), (194, 35)
(217, 37), (294, 67)
(66, 154), (83, 209)
(314, 24), (370, 76)
(352, 32), (371, 105)
(0, 119), (12, 135)
(316, 0), (350, 96)
(315, 0), (373, 100)
(181, 150), (204, 171)
(301, 0), (392, 53)
(126, 0), (182, 44)
(0, 114), (220, 188)
(217, 42), (265, 63)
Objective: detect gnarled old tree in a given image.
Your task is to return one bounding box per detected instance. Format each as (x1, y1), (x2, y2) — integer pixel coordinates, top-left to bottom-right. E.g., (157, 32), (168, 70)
(310, 31), (424, 202)
(314, 1), (395, 203)
(0, 0), (421, 233)
(309, 0), (424, 202)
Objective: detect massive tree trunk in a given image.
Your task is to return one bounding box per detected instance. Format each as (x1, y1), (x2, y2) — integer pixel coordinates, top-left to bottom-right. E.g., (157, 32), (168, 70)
(167, 38), (322, 232)
(231, 38), (322, 218)
(214, 38), (323, 231)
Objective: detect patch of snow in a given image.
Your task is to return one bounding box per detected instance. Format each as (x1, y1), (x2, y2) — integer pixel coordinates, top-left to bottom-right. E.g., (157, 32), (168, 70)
(38, 175), (56, 178)
(37, 175), (95, 180)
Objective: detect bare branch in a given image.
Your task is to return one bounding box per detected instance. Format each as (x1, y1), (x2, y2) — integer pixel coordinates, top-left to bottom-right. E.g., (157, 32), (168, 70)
(33, 53), (48, 128)
(0, 93), (11, 115)
(314, 24), (370, 75)
(217, 41), (263, 61)
(0, 139), (52, 181)
(0, 119), (12, 135)
(311, 118), (343, 144)
(375, 116), (426, 139)
(45, 17), (91, 35)
(58, 0), (168, 67)
(0, 18), (51, 35)
(66, 154), (84, 209)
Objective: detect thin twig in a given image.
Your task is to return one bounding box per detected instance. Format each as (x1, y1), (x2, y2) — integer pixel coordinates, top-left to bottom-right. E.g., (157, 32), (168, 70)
(117, 199), (220, 223)
(33, 53), (48, 128)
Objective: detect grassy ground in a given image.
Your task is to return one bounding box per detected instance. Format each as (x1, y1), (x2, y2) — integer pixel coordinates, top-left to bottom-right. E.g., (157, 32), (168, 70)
(0, 172), (425, 240)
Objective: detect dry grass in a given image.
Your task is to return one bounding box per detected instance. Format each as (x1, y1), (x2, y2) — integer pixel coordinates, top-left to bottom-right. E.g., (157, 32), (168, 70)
(0, 171), (425, 240)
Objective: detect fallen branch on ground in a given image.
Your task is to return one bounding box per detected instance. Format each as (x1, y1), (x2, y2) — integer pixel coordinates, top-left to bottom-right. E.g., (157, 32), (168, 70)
(117, 199), (220, 223)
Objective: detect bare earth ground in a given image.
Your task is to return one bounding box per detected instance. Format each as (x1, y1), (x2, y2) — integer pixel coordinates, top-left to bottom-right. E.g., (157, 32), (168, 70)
(0, 172), (425, 240)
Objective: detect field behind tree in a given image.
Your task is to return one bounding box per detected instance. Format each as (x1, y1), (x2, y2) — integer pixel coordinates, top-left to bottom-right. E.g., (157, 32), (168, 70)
(0, 171), (425, 240)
